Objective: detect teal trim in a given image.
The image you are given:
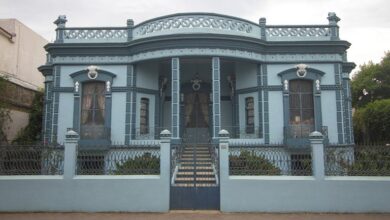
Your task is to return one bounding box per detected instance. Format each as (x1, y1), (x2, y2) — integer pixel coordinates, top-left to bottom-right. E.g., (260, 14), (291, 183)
(262, 64), (269, 144)
(43, 81), (53, 143)
(125, 64), (132, 144)
(334, 64), (344, 143)
(212, 57), (221, 139)
(257, 64), (263, 138)
(130, 65), (137, 140)
(52, 66), (61, 143)
(171, 58), (180, 139)
(46, 35), (351, 57)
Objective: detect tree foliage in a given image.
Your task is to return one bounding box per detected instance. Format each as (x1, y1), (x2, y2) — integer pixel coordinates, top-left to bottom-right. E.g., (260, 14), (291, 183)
(353, 99), (390, 144)
(352, 51), (390, 108)
(0, 76), (11, 144)
(12, 91), (43, 144)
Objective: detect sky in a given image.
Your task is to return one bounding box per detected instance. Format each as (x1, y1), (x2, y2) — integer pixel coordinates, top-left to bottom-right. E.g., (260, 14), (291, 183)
(1, 0), (390, 75)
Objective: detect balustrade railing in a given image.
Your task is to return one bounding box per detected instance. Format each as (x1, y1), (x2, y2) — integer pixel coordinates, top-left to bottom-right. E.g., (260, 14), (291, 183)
(62, 27), (128, 43)
(54, 13), (338, 43)
(265, 25), (332, 41)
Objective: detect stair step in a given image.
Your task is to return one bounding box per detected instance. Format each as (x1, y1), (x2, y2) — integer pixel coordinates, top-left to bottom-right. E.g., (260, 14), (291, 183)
(175, 171), (215, 175)
(176, 174), (216, 179)
(175, 177), (216, 181)
(173, 183), (218, 187)
(178, 166), (214, 173)
(180, 158), (212, 162)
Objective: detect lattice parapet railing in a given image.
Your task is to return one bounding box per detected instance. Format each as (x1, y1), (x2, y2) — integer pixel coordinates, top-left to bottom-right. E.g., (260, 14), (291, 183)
(63, 27), (128, 43)
(265, 25), (332, 41)
(56, 15), (338, 43)
(132, 14), (261, 39)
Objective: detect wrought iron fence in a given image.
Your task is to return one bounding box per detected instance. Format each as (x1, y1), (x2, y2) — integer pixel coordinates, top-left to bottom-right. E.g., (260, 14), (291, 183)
(229, 143), (312, 176)
(76, 144), (160, 175)
(325, 144), (390, 176)
(0, 145), (64, 175)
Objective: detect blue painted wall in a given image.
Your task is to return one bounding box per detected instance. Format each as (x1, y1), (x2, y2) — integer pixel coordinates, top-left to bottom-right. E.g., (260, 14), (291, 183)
(111, 92), (127, 143)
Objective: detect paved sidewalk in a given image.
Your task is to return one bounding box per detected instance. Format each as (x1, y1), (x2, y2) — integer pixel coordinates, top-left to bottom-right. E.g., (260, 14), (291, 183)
(0, 212), (390, 220)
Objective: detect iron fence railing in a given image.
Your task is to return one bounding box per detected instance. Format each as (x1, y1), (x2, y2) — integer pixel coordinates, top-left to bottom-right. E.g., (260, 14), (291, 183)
(229, 143), (312, 176)
(325, 144), (390, 176)
(76, 144), (160, 175)
(0, 145), (64, 175)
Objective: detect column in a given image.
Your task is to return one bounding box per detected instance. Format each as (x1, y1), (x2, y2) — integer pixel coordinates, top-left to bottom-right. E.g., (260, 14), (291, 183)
(171, 58), (180, 140)
(212, 57), (221, 140)
(64, 130), (79, 179)
(309, 131), (325, 180)
(125, 64), (137, 143)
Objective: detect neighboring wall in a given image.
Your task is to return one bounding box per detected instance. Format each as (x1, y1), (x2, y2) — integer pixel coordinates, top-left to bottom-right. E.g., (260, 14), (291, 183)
(0, 19), (48, 142)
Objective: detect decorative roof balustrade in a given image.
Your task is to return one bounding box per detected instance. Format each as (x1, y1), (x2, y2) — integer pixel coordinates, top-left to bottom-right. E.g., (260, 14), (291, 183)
(53, 13), (340, 43)
(62, 27), (128, 43)
(265, 25), (332, 41)
(132, 14), (261, 40)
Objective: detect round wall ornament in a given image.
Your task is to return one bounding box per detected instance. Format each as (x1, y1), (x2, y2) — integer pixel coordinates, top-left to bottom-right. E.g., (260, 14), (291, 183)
(87, 65), (99, 79)
(296, 64), (308, 78)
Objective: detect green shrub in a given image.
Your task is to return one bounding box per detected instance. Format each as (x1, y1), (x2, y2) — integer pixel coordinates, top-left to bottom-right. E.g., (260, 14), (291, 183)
(229, 150), (281, 175)
(115, 152), (160, 175)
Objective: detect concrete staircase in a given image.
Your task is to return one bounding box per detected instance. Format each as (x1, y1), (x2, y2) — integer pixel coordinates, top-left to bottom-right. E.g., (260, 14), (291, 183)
(172, 128), (218, 187)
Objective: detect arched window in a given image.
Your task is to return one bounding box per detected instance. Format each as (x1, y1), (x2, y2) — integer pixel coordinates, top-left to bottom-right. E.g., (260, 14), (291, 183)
(140, 98), (149, 135)
(245, 97), (255, 134)
(289, 80), (314, 137)
(80, 82), (106, 139)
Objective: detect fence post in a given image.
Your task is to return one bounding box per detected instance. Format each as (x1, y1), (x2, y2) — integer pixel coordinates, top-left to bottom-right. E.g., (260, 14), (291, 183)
(160, 130), (171, 181)
(219, 130), (230, 182)
(64, 130), (79, 179)
(310, 131), (325, 180)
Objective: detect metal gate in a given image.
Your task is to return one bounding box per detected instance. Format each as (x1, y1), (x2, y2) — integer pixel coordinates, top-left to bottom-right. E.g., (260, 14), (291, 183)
(170, 92), (220, 210)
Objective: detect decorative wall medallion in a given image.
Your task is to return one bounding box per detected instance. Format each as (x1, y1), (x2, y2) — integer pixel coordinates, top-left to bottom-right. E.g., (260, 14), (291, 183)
(74, 81), (79, 92)
(296, 64), (308, 78)
(87, 65), (99, 79)
(191, 73), (202, 91)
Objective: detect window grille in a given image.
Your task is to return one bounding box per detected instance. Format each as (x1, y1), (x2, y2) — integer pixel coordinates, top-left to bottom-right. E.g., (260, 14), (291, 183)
(289, 80), (314, 137)
(245, 97), (254, 134)
(140, 98), (149, 135)
(80, 82), (106, 139)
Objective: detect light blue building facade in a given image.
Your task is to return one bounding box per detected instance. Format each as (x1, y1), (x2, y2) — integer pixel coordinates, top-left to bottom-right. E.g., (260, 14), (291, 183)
(39, 12), (355, 147)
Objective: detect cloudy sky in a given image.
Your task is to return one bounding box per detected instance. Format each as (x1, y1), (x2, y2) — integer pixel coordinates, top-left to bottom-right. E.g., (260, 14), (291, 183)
(1, 0), (389, 75)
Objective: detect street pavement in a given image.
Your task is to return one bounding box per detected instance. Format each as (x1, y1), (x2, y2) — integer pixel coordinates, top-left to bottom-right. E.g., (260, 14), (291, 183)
(0, 211), (390, 220)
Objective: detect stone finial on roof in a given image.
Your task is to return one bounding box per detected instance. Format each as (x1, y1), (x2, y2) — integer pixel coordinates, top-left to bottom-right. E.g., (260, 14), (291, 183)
(54, 15), (67, 28)
(327, 12), (340, 25)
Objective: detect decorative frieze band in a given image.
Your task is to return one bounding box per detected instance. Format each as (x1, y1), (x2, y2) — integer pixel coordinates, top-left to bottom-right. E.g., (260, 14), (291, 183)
(51, 49), (343, 64)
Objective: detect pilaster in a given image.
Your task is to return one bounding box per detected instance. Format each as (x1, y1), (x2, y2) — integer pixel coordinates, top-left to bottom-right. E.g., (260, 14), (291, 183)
(212, 57), (221, 139)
